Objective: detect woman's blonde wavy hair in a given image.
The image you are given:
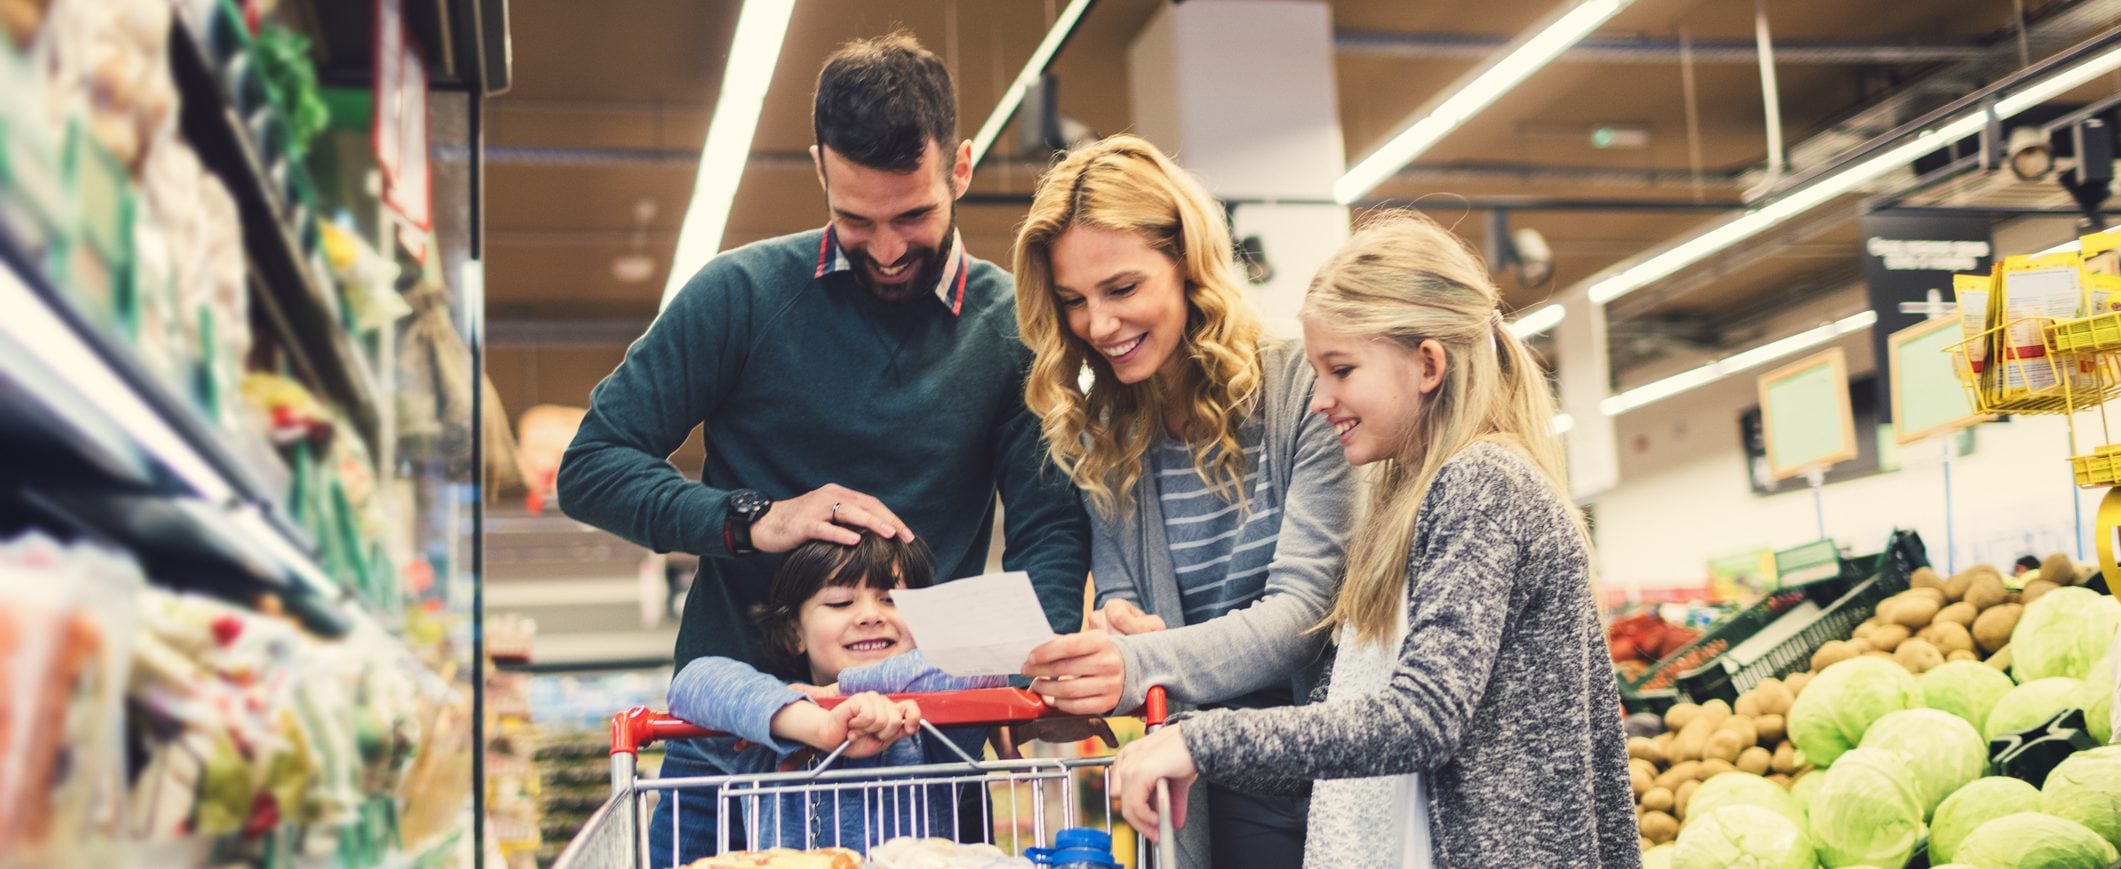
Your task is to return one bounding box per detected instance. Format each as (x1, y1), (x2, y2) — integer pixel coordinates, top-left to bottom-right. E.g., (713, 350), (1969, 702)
(1012, 135), (1264, 519)
(1301, 212), (1585, 645)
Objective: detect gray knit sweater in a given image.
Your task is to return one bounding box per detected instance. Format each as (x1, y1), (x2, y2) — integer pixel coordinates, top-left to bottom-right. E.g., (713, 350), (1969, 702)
(1179, 441), (1641, 868)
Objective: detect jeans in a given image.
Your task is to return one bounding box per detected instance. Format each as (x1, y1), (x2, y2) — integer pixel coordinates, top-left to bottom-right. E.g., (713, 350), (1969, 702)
(1205, 783), (1308, 869)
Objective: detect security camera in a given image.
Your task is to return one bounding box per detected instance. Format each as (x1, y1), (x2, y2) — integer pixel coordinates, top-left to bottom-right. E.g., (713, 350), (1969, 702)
(2008, 126), (2053, 182)
(1512, 227), (1554, 287)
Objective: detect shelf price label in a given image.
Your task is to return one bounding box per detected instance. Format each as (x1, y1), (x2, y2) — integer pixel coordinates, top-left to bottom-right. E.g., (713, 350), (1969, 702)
(373, 0), (432, 257)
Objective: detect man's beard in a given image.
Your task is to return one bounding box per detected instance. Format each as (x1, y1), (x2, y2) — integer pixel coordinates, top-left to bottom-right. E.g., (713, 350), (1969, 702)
(849, 216), (957, 303)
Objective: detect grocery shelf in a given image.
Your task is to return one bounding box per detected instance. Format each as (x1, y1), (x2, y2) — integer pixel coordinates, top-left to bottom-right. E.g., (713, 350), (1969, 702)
(0, 237), (362, 637)
(166, 15), (384, 451)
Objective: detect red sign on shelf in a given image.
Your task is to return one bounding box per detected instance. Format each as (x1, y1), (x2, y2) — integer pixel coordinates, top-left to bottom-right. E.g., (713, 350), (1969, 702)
(373, 0), (432, 256)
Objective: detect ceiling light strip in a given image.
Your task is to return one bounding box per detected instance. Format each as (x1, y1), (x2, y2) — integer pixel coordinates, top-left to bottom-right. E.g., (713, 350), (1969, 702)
(660, 0), (798, 309)
(1508, 303), (1568, 338)
(1585, 41), (2121, 308)
(969, 0), (1097, 169)
(1599, 310), (1877, 416)
(1333, 0), (1631, 204)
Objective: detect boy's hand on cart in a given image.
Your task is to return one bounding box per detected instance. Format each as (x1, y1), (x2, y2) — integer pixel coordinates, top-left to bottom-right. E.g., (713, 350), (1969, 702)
(826, 691), (923, 759)
(790, 682), (839, 701)
(1021, 630), (1124, 715)
(1112, 724), (1196, 841)
(1085, 599), (1166, 636)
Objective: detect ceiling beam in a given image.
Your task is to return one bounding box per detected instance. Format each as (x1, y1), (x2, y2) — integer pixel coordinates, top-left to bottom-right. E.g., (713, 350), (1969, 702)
(1337, 31), (1990, 65)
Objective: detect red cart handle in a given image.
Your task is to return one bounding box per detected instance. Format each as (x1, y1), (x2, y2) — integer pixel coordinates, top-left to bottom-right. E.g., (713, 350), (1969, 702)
(611, 685), (1170, 756)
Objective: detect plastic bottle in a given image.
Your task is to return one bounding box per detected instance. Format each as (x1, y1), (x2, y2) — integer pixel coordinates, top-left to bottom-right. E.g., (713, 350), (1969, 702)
(1024, 827), (1122, 868)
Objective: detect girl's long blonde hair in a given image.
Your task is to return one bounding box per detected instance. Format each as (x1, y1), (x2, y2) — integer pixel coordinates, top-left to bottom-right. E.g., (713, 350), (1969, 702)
(1012, 135), (1263, 519)
(1302, 212), (1581, 644)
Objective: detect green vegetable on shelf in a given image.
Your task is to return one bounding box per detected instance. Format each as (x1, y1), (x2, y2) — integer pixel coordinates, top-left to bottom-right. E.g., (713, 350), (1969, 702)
(252, 26), (329, 159)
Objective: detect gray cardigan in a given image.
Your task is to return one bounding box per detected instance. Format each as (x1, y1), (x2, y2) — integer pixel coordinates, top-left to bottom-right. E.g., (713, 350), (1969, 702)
(1095, 338), (1356, 714)
(1179, 441), (1641, 868)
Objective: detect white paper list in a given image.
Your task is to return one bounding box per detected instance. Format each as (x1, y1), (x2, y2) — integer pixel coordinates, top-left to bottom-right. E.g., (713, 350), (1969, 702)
(890, 571), (1056, 676)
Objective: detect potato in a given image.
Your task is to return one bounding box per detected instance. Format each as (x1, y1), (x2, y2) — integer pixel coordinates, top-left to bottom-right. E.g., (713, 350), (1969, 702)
(1673, 717), (1714, 761)
(1665, 702), (1701, 732)
(1627, 736), (1667, 765)
(1767, 773), (1793, 789)
(1947, 649), (1980, 662)
(1783, 672), (1812, 696)
(1972, 603), (2022, 653)
(1853, 620), (1879, 642)
(1631, 764), (1653, 796)
(1654, 731), (1676, 755)
(1890, 596), (1941, 628)
(1641, 810), (1679, 844)
(1895, 638), (1945, 673)
(1929, 621), (1975, 655)
(1874, 598), (1901, 626)
(1640, 836), (1653, 853)
(1641, 786), (1675, 813)
(1935, 601), (1979, 628)
(1735, 692), (1762, 717)
(1717, 715), (1758, 748)
(2041, 552), (2080, 586)
(1657, 760), (1702, 792)
(1703, 730), (1744, 764)
(1631, 757), (1658, 778)
(1674, 779), (1701, 820)
(1770, 741), (1798, 774)
(1754, 713), (1786, 744)
(2022, 579), (2060, 605)
(1867, 624), (1911, 653)
(1867, 650), (1898, 661)
(1963, 569), (2008, 610)
(1753, 678), (1794, 716)
(1697, 699), (1733, 729)
(1910, 565), (1945, 593)
(1940, 569), (1973, 602)
(1699, 758), (1738, 781)
(1908, 586), (1948, 606)
(1986, 645), (2012, 672)
(1737, 745), (1772, 776)
(1811, 640), (1859, 671)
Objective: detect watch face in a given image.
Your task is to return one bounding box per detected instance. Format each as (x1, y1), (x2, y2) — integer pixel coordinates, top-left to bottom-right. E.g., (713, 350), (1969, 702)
(731, 490), (768, 520)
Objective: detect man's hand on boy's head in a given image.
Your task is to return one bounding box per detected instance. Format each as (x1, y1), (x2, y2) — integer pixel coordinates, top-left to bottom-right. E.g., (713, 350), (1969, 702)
(752, 483), (916, 552)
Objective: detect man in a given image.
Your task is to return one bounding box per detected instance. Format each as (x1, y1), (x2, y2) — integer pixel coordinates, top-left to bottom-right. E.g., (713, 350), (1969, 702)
(557, 32), (1090, 861)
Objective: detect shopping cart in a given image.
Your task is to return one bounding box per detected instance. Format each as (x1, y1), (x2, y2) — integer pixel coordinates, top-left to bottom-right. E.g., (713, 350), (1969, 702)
(551, 686), (1177, 868)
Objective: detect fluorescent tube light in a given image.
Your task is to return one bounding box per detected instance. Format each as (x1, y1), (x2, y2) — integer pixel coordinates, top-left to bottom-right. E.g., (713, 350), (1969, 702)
(1585, 42), (2121, 308)
(1334, 0), (1630, 204)
(660, 0), (797, 309)
(969, 0), (1096, 169)
(1508, 303), (1567, 338)
(1600, 310), (1877, 415)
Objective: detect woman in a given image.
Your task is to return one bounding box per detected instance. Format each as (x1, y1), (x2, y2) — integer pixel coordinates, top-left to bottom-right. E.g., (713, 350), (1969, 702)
(1109, 213), (1639, 867)
(1010, 135), (1356, 868)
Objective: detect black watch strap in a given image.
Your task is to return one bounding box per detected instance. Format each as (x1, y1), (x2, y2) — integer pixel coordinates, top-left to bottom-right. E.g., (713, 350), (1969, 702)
(723, 490), (771, 556)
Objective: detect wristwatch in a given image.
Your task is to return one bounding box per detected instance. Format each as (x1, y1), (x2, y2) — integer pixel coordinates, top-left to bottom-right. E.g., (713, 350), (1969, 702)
(723, 489), (773, 556)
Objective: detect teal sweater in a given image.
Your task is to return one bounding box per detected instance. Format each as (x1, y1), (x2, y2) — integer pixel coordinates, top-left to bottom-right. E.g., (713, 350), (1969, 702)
(557, 229), (1090, 671)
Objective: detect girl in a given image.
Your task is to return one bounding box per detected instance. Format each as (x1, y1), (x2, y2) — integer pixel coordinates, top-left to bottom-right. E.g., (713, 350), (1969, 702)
(1109, 213), (1639, 867)
(1010, 134), (1356, 869)
(649, 531), (1005, 864)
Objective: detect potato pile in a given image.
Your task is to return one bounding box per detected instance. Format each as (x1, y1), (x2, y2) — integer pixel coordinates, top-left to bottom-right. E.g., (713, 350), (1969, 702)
(1805, 562), (2048, 676)
(1627, 675), (1813, 848)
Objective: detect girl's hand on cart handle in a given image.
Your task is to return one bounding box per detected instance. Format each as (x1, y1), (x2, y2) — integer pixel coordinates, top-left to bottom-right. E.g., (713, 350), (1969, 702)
(831, 692), (922, 758)
(1112, 724), (1196, 841)
(1021, 630), (1125, 715)
(790, 682), (839, 700)
(1086, 599), (1166, 636)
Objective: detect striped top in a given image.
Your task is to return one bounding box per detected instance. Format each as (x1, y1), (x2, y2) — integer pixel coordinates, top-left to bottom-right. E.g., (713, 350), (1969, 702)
(1143, 421), (1289, 709)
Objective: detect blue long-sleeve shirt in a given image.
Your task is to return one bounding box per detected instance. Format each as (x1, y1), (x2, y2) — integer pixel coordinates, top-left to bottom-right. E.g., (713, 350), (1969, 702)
(556, 228), (1091, 674)
(665, 650), (1007, 852)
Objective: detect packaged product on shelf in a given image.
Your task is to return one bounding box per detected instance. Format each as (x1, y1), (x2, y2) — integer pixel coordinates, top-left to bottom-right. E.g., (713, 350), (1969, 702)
(1998, 255), (2082, 394)
(320, 218), (408, 334)
(1953, 272), (1991, 377)
(0, 532), (142, 857)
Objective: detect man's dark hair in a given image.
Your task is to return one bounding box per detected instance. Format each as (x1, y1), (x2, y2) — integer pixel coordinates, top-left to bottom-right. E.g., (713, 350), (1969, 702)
(813, 31), (957, 174)
(750, 528), (936, 680)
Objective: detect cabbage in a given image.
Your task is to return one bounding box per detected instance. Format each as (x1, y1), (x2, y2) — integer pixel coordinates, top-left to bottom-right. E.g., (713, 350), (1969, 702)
(1641, 843), (1674, 869)
(1857, 708), (1988, 818)
(1952, 812), (2118, 868)
(2011, 587), (2121, 682)
(1787, 657), (1921, 767)
(1984, 678), (2086, 742)
(1789, 771), (1824, 811)
(1683, 772), (1806, 833)
(2040, 745), (2121, 852)
(1806, 748), (1926, 868)
(2079, 655), (2114, 744)
(1929, 776), (2042, 863)
(1672, 805), (1814, 869)
(1920, 660), (2017, 734)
